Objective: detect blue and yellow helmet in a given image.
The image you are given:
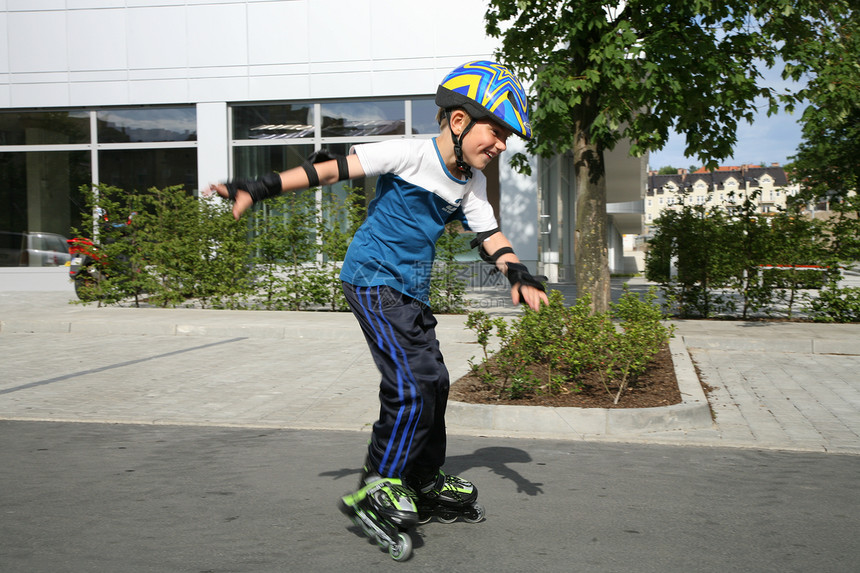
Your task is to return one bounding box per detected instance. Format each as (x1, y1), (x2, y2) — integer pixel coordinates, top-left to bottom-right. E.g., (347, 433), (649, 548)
(435, 60), (532, 140)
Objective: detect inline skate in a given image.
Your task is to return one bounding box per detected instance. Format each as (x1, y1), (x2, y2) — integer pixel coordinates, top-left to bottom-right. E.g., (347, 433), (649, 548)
(338, 474), (418, 561)
(409, 470), (486, 524)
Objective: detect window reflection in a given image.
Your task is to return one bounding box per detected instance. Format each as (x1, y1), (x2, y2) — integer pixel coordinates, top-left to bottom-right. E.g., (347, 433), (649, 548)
(99, 148), (198, 192)
(233, 144), (314, 179)
(0, 111), (90, 145)
(411, 98), (439, 135)
(321, 101), (405, 137)
(97, 107), (197, 143)
(233, 104), (315, 140)
(0, 150), (90, 237)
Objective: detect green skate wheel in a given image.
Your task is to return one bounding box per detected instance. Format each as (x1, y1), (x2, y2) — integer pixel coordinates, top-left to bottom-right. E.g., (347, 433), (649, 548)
(388, 532), (412, 561)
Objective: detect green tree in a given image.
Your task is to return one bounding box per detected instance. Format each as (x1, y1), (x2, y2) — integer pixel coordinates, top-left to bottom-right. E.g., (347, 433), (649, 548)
(645, 203), (736, 318)
(783, 2), (859, 202)
(485, 0), (835, 313)
(723, 191), (776, 319)
(827, 194), (860, 265)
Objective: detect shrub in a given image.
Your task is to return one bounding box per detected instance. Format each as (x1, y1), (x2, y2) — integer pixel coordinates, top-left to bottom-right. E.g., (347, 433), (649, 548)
(142, 186), (254, 309)
(465, 287), (673, 403)
(71, 183), (477, 314)
(430, 221), (471, 314)
(645, 205), (737, 318)
(71, 184), (158, 306)
(317, 188), (365, 310)
(805, 284), (860, 323)
(646, 194), (856, 321)
(250, 191), (327, 311)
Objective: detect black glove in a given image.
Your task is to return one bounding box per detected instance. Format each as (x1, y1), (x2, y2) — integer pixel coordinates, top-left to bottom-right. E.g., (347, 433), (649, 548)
(505, 262), (547, 295)
(224, 172), (282, 203)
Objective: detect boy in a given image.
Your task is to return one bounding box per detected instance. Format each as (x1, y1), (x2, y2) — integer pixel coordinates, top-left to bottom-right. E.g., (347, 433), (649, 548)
(210, 60), (548, 559)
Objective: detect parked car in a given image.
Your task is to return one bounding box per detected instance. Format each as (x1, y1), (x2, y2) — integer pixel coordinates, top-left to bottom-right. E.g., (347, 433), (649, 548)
(0, 231), (71, 267)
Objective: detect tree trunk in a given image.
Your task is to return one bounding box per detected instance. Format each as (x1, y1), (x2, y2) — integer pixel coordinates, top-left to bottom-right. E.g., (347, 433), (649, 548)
(573, 130), (611, 314)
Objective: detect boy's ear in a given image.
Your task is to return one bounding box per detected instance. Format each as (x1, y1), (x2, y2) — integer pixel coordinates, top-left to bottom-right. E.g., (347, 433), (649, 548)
(447, 109), (471, 136)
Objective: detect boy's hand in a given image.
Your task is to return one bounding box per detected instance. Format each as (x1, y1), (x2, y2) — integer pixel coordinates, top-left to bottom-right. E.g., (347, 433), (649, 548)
(511, 283), (549, 311)
(504, 262), (548, 311)
(207, 184), (254, 220)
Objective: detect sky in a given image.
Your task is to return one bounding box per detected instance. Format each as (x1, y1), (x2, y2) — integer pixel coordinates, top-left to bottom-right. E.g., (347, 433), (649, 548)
(647, 66), (806, 171)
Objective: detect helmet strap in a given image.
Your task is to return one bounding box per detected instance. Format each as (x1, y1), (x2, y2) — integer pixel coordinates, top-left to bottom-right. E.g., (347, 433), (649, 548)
(445, 110), (475, 179)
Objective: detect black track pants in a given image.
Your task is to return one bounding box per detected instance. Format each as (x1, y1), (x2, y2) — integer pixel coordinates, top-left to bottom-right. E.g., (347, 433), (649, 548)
(342, 282), (448, 479)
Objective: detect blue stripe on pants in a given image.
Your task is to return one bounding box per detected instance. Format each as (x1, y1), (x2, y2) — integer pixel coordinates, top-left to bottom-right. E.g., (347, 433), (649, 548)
(343, 282), (449, 479)
(360, 286), (421, 476)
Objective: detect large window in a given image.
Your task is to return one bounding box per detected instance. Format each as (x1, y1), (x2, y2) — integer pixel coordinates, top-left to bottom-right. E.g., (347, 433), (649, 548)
(231, 98), (435, 207)
(230, 97), (441, 260)
(97, 108), (196, 143)
(232, 103), (314, 140)
(0, 107), (197, 246)
(99, 148), (198, 193)
(320, 100), (405, 137)
(0, 110), (91, 145)
(0, 150), (90, 237)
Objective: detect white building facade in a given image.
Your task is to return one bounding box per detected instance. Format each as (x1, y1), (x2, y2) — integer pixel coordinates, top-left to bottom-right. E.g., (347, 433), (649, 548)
(1, 0), (644, 285)
(644, 165), (800, 234)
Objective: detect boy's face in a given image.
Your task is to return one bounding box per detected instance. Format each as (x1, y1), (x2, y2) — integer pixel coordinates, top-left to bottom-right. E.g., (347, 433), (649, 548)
(461, 119), (512, 172)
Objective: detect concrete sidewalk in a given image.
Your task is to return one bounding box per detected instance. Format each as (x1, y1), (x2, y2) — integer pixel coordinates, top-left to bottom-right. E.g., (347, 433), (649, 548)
(1, 285), (858, 454)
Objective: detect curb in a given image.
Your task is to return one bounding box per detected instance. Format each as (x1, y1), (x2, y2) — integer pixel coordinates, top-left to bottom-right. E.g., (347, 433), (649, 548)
(0, 310), (471, 342)
(1, 311), (714, 440)
(681, 335), (860, 356)
(445, 336), (713, 439)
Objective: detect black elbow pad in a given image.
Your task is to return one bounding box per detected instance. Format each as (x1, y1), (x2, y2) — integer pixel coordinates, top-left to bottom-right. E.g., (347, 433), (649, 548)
(302, 149), (350, 187)
(469, 228), (500, 249)
(480, 246), (514, 264)
(470, 228), (506, 263)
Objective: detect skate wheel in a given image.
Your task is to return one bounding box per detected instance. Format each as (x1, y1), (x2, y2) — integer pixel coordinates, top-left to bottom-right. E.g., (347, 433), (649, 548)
(388, 532), (413, 561)
(437, 514), (458, 524)
(464, 503), (486, 524)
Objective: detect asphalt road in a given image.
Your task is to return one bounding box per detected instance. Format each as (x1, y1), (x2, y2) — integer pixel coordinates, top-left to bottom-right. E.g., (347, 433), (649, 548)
(2, 421), (858, 572)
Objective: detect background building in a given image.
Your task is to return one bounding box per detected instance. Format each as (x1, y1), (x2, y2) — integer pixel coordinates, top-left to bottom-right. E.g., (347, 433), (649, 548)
(0, 0), (644, 288)
(644, 164), (800, 233)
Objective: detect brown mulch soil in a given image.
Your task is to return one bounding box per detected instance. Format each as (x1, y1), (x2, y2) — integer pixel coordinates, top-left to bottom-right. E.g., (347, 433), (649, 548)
(450, 343), (682, 409)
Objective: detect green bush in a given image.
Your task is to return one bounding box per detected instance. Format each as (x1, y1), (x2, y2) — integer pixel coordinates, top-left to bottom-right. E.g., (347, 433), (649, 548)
(805, 284), (860, 323)
(430, 221), (471, 314)
(645, 205), (736, 318)
(142, 186), (255, 309)
(317, 188), (365, 311)
(72, 184), (254, 308)
(646, 194), (858, 322)
(71, 184), (156, 306)
(71, 183), (478, 314)
(250, 191), (328, 311)
(465, 287), (673, 404)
